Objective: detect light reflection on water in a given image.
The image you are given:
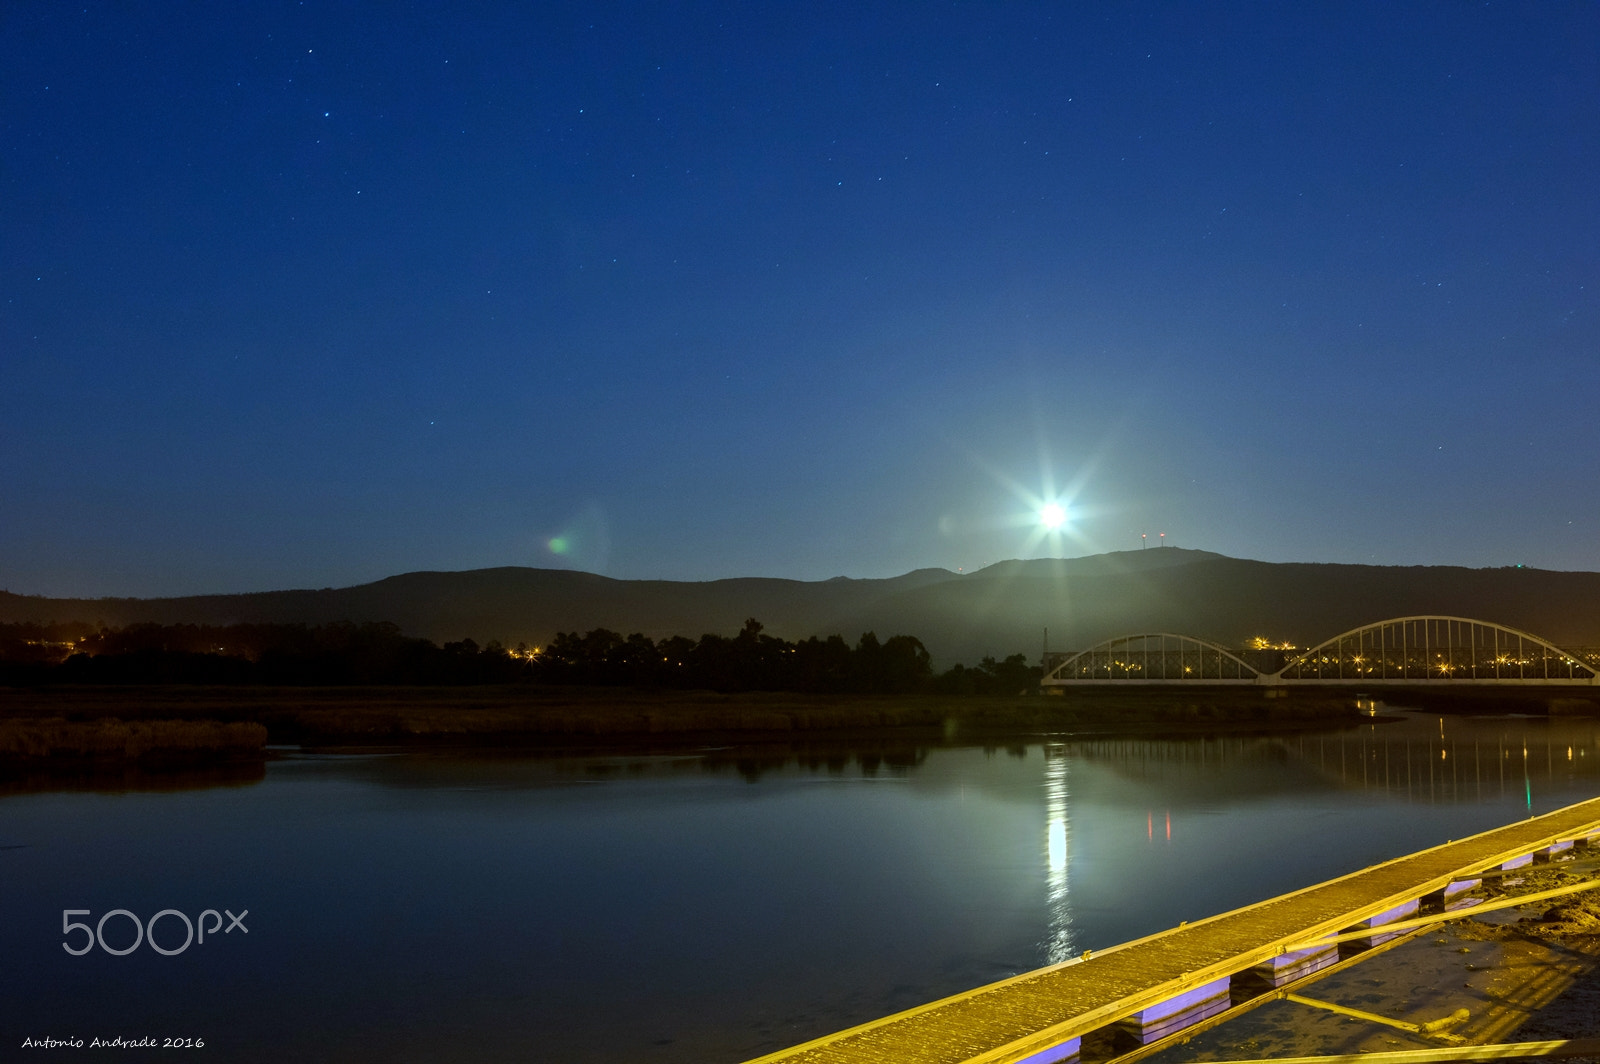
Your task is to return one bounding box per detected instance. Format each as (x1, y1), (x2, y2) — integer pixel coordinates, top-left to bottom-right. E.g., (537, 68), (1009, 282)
(1042, 751), (1075, 965)
(1, 710), (1597, 1063)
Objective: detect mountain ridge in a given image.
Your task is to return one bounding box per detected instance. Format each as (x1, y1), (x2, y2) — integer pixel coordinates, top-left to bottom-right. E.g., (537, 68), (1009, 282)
(3, 549), (1596, 668)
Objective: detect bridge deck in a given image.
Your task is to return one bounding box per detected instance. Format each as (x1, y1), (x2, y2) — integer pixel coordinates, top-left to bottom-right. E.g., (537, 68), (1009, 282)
(741, 797), (1600, 1064)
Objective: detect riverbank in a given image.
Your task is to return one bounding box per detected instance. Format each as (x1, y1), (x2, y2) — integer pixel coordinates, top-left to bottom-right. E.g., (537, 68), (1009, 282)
(0, 683), (1362, 755)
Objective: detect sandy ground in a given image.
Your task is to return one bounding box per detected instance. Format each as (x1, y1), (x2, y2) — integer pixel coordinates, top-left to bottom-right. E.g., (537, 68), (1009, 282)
(1148, 853), (1600, 1063)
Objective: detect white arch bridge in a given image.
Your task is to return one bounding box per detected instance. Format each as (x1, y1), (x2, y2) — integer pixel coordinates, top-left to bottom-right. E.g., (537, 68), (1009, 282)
(1040, 616), (1600, 687)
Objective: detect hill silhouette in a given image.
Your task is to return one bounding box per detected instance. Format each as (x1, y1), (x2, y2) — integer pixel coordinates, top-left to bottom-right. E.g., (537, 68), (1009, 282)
(3, 549), (1598, 667)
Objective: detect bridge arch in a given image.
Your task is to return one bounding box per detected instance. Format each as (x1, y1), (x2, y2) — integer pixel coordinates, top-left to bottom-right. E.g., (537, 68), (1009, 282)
(1271, 616), (1598, 684)
(1043, 633), (1260, 684)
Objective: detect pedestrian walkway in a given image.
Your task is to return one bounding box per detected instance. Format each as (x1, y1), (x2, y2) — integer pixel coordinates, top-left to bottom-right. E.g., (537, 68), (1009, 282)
(741, 797), (1600, 1064)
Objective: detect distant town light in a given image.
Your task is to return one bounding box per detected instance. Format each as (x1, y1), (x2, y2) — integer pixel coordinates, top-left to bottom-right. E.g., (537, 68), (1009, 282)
(1247, 636), (1298, 651)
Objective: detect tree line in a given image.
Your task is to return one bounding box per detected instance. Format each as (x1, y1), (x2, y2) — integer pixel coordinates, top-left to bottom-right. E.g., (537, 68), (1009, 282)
(0, 620), (1041, 694)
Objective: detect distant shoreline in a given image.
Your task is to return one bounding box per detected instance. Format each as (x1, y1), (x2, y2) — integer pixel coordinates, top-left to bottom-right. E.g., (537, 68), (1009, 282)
(4, 683), (1595, 767)
(0, 684), (1369, 758)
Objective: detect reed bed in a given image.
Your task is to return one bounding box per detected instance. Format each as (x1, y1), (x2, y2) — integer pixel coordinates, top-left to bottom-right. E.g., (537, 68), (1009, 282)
(0, 717), (268, 760)
(0, 685), (1358, 743)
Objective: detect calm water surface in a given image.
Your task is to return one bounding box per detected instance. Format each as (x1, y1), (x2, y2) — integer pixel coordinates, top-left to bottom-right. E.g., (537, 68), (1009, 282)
(4, 710), (1599, 1062)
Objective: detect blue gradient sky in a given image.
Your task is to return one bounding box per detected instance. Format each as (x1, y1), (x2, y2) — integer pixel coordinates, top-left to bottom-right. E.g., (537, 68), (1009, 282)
(4, 3), (1597, 596)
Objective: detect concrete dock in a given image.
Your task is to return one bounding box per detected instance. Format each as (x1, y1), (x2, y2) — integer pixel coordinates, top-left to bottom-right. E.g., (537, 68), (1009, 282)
(740, 797), (1600, 1064)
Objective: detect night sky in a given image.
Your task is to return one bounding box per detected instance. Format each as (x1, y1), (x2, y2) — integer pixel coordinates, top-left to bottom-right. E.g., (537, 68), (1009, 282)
(4, 3), (1597, 598)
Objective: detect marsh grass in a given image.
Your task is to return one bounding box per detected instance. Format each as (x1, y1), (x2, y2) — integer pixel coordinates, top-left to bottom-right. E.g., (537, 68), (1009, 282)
(0, 716), (268, 760)
(0, 685), (1357, 745)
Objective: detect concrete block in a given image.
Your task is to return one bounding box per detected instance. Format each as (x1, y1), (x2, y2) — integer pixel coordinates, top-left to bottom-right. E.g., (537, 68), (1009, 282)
(1338, 899), (1419, 956)
(1113, 976), (1231, 1045)
(1534, 840), (1575, 863)
(1012, 1036), (1081, 1064)
(1231, 941), (1339, 1002)
(1421, 878), (1482, 912)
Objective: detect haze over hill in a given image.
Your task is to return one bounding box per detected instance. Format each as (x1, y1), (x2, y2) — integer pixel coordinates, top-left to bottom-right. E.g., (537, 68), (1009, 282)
(4, 549), (1598, 668)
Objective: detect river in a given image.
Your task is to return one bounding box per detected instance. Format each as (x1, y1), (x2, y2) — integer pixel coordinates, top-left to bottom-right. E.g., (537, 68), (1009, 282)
(4, 709), (1598, 1062)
